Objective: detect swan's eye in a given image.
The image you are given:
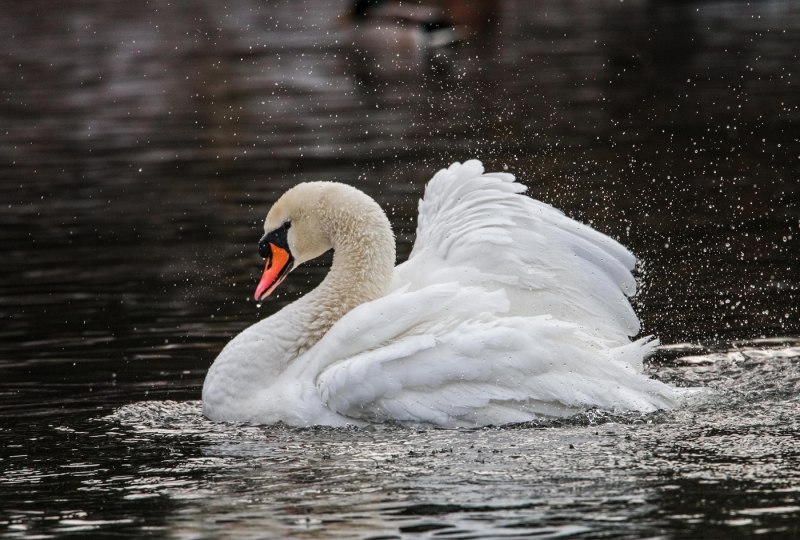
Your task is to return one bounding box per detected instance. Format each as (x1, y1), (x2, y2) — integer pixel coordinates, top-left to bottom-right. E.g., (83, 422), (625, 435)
(259, 221), (292, 258)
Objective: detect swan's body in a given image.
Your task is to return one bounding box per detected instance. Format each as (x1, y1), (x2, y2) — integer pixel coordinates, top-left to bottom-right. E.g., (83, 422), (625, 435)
(202, 160), (679, 427)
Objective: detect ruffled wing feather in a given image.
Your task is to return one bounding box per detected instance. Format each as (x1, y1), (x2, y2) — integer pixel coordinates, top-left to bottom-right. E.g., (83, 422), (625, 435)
(393, 160), (640, 343)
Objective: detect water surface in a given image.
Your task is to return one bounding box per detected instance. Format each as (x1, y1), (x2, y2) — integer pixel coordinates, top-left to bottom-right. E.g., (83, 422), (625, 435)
(1, 0), (798, 537)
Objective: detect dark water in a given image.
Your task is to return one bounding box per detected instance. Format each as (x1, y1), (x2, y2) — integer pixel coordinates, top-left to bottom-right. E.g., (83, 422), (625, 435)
(1, 0), (799, 537)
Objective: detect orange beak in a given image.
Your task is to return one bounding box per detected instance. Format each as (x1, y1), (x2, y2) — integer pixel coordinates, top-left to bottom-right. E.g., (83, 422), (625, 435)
(254, 243), (293, 301)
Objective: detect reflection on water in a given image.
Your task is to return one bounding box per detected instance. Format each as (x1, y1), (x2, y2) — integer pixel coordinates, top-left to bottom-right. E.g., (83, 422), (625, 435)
(1, 0), (798, 537)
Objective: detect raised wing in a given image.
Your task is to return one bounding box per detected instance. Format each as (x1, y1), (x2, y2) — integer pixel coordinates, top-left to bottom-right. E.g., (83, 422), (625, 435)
(393, 160), (640, 343)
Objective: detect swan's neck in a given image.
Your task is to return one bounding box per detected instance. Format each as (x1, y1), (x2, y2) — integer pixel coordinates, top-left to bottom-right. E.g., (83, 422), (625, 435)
(202, 186), (396, 421)
(289, 202), (396, 356)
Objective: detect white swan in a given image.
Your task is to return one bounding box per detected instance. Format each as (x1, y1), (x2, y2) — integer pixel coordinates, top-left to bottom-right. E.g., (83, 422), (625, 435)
(202, 160), (679, 427)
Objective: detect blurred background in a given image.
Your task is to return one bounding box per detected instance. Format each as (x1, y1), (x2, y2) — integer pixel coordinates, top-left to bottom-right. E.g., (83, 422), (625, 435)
(0, 0), (798, 413)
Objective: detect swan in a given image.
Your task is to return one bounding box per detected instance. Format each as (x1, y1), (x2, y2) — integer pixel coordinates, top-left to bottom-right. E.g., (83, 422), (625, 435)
(202, 160), (679, 427)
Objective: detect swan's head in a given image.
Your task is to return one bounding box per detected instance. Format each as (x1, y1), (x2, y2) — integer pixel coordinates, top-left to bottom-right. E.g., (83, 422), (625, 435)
(255, 183), (336, 300)
(254, 181), (393, 301)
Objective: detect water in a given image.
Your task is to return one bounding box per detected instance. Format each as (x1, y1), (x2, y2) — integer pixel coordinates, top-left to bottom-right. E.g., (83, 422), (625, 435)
(1, 0), (798, 537)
